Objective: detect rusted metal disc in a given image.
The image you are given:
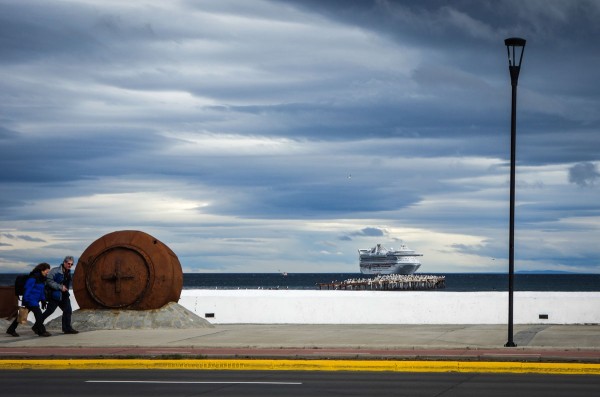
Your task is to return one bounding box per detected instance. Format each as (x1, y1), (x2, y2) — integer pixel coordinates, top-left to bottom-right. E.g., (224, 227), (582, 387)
(85, 246), (151, 308)
(73, 230), (183, 310)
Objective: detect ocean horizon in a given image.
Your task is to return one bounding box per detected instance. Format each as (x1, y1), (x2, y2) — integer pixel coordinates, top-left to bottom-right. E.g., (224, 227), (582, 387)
(1, 272), (599, 292)
(177, 273), (600, 291)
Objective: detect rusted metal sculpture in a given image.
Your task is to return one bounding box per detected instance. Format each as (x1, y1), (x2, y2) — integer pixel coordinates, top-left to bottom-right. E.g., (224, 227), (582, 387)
(0, 286), (17, 319)
(73, 230), (183, 310)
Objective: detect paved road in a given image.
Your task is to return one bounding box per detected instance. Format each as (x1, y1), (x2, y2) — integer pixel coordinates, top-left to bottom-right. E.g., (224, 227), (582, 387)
(1, 370), (599, 397)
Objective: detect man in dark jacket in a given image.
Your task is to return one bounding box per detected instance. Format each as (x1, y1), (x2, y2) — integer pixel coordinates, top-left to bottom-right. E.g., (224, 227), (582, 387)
(41, 256), (78, 334)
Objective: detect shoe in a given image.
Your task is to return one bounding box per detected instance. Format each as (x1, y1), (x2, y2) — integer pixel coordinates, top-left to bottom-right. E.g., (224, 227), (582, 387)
(39, 332), (51, 337)
(64, 329), (79, 334)
(6, 330), (19, 337)
(31, 325), (40, 334)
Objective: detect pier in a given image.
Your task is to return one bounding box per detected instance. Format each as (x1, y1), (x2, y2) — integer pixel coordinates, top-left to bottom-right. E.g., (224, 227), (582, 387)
(316, 274), (446, 291)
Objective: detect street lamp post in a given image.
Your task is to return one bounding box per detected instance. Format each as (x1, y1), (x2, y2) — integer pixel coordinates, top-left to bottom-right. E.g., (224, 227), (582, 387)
(504, 37), (526, 348)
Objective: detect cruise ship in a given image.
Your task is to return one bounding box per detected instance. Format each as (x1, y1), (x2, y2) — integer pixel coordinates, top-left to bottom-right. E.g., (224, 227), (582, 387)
(358, 243), (422, 275)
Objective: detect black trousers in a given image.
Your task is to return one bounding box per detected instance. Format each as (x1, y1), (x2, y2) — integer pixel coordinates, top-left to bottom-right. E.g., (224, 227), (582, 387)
(6, 305), (46, 334)
(41, 294), (73, 332)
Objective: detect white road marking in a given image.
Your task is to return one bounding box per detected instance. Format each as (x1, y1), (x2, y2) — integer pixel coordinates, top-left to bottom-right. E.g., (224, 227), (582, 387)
(87, 380), (302, 385)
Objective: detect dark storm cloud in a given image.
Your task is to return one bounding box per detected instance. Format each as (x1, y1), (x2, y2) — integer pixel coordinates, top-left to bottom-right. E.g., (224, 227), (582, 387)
(0, 127), (170, 183)
(0, 2), (135, 65)
(1, 232), (45, 243)
(569, 162), (600, 187)
(355, 227), (386, 237)
(274, 0), (600, 162)
(338, 227), (387, 242)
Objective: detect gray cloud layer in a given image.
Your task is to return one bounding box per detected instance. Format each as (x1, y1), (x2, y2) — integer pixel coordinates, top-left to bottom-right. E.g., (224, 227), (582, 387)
(1, 0), (598, 273)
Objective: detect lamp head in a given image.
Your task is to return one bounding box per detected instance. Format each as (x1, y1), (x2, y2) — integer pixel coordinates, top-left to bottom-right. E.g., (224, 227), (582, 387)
(505, 37), (526, 84)
(505, 37), (526, 68)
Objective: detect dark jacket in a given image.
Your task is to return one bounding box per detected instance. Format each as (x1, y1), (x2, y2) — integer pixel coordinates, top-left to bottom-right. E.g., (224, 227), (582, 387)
(22, 271), (46, 308)
(45, 265), (71, 301)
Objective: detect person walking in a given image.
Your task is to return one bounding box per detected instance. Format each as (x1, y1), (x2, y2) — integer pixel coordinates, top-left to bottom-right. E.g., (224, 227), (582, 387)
(6, 263), (51, 337)
(41, 256), (78, 334)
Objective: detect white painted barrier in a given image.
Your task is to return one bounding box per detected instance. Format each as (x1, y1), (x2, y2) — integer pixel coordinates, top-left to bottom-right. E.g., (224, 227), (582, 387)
(179, 290), (600, 325)
(44, 290), (600, 325)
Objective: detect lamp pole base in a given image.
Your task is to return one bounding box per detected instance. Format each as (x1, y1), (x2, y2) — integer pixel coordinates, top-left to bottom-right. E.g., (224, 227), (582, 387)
(505, 341), (517, 347)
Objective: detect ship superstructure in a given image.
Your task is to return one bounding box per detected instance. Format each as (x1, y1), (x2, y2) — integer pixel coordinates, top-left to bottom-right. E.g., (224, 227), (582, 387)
(358, 243), (422, 275)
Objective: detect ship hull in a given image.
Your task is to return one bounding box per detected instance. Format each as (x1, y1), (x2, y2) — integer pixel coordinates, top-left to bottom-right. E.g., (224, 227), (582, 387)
(359, 263), (421, 275)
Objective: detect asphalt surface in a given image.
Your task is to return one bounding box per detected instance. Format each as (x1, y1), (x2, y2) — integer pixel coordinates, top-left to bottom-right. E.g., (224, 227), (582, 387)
(2, 322), (600, 364)
(2, 370), (600, 397)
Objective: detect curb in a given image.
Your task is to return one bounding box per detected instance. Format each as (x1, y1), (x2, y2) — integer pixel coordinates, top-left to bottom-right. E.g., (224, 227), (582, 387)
(1, 359), (599, 375)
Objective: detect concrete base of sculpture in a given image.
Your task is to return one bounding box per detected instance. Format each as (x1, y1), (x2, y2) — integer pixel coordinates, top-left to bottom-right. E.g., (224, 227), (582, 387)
(46, 302), (213, 331)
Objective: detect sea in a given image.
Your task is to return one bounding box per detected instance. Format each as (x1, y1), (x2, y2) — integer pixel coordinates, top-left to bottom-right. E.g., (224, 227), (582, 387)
(2, 273), (597, 292)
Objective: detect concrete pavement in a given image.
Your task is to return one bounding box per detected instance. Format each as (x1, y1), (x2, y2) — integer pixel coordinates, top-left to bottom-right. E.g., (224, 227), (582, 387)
(2, 321), (600, 363)
(2, 303), (600, 374)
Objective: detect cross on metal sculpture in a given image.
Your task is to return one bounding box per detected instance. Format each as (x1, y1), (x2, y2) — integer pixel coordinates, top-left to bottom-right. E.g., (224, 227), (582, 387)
(101, 258), (135, 294)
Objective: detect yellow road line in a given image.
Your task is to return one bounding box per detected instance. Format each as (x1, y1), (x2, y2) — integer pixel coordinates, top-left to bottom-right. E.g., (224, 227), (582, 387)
(0, 359), (599, 375)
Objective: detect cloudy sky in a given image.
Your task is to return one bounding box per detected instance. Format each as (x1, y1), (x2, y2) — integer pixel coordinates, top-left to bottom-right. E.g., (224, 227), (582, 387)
(1, 0), (599, 274)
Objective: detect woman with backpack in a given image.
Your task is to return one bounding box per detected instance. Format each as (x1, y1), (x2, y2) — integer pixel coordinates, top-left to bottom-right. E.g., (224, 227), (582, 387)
(5, 262), (52, 337)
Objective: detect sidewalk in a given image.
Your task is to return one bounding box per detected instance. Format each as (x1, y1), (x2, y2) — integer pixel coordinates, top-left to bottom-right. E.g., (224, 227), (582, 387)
(2, 322), (600, 363)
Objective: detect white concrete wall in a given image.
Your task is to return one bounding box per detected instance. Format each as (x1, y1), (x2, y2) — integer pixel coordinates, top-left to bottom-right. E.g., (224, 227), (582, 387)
(42, 290), (600, 325)
(179, 290), (600, 325)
